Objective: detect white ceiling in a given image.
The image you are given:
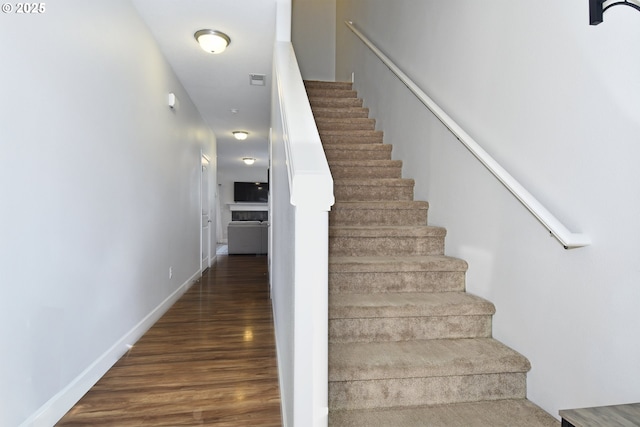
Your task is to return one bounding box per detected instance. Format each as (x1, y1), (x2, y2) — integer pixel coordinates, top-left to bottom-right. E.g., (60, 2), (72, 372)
(132, 0), (277, 171)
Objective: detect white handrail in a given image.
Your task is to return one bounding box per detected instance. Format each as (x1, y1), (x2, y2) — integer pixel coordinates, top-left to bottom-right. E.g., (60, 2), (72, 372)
(345, 21), (590, 249)
(275, 42), (335, 210)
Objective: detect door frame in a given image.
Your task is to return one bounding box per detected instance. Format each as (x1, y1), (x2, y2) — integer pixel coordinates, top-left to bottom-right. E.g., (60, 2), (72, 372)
(200, 153), (211, 273)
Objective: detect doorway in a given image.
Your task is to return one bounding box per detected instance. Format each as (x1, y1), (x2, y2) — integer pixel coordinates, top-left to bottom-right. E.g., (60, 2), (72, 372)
(201, 154), (211, 273)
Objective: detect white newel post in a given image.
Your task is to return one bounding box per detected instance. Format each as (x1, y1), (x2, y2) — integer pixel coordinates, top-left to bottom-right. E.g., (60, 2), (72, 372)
(293, 207), (329, 427)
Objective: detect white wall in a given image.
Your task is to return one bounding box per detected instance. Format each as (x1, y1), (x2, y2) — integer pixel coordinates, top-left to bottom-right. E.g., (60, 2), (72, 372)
(292, 0), (337, 81)
(0, 1), (216, 425)
(336, 0), (640, 419)
(217, 166), (269, 242)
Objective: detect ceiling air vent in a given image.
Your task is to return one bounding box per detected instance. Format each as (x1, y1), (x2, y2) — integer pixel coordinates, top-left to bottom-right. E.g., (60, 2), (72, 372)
(249, 74), (266, 86)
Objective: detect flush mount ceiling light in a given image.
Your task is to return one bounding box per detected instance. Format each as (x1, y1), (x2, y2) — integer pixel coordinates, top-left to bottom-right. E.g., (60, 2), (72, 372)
(242, 157), (256, 165)
(194, 29), (230, 54)
(233, 131), (249, 141)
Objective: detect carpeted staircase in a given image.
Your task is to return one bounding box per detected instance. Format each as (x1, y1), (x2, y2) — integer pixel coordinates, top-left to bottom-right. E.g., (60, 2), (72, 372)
(305, 80), (559, 427)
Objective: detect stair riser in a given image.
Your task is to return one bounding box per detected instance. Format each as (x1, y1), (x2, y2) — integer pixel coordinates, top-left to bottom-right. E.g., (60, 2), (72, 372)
(316, 120), (376, 131)
(329, 373), (527, 410)
(328, 400), (560, 427)
(324, 148), (392, 162)
(312, 108), (369, 119)
(307, 89), (357, 98)
(334, 185), (413, 202)
(310, 98), (363, 108)
(329, 271), (466, 294)
(305, 81), (353, 90)
(329, 166), (402, 179)
(320, 133), (384, 145)
(329, 316), (492, 343)
(330, 236), (444, 257)
(330, 209), (427, 226)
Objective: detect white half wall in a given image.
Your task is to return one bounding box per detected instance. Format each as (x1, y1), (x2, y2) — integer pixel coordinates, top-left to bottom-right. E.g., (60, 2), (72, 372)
(0, 1), (216, 425)
(336, 0), (640, 419)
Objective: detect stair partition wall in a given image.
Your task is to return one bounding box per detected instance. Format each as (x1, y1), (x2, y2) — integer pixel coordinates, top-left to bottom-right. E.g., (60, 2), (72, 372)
(344, 21), (589, 250)
(270, 41), (334, 427)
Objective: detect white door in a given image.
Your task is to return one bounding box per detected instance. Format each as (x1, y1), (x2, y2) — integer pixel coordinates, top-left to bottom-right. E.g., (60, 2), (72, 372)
(201, 155), (211, 272)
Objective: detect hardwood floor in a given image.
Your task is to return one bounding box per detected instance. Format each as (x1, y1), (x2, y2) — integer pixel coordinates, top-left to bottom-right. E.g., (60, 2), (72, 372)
(57, 255), (282, 426)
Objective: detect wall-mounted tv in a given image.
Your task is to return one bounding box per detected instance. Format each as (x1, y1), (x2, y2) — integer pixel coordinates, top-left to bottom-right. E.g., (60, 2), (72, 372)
(234, 182), (269, 202)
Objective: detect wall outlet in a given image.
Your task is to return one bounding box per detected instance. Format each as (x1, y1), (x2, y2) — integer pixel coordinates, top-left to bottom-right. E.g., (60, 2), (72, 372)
(169, 267), (173, 279)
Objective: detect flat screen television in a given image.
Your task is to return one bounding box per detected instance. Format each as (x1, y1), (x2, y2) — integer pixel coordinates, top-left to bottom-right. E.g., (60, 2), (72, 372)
(234, 182), (269, 202)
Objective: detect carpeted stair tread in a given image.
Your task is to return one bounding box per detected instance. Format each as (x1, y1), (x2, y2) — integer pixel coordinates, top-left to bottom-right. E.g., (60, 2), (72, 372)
(329, 225), (445, 256)
(329, 160), (403, 179)
(328, 159), (402, 168)
(319, 131), (383, 147)
(323, 144), (392, 161)
(331, 200), (428, 225)
(328, 160), (402, 174)
(334, 177), (414, 187)
(330, 225), (446, 238)
(320, 129), (383, 138)
(311, 106), (369, 118)
(329, 255), (468, 273)
(315, 117), (374, 124)
(308, 97), (363, 108)
(304, 80), (353, 90)
(335, 190), (413, 202)
(315, 117), (376, 131)
(322, 137), (385, 146)
(330, 292), (495, 319)
(333, 200), (428, 210)
(306, 88), (357, 98)
(324, 143), (390, 150)
(330, 292), (495, 342)
(330, 373), (527, 411)
(329, 399), (560, 427)
(329, 338), (530, 381)
(329, 255), (468, 294)
(334, 178), (415, 202)
(329, 227), (445, 256)
(319, 130), (384, 145)
(330, 314), (492, 343)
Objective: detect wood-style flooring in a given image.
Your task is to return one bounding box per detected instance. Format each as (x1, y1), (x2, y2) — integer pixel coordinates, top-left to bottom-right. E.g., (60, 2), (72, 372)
(57, 255), (282, 426)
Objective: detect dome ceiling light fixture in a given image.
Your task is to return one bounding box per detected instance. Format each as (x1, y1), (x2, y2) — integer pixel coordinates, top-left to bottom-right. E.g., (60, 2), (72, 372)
(242, 158), (256, 165)
(232, 131), (249, 141)
(194, 29), (231, 54)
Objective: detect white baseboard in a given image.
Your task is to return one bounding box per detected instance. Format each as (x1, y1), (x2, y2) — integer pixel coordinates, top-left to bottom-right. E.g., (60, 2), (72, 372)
(21, 269), (202, 427)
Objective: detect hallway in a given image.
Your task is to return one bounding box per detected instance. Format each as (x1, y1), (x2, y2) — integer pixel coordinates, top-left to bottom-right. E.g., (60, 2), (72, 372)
(57, 255), (281, 426)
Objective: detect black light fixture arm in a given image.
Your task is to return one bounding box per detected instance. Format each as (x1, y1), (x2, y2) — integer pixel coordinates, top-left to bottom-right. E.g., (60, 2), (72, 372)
(590, 0), (640, 24)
